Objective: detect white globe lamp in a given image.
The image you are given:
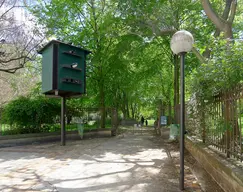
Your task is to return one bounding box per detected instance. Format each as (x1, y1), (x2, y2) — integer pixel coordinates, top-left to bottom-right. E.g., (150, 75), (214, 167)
(170, 30), (194, 55)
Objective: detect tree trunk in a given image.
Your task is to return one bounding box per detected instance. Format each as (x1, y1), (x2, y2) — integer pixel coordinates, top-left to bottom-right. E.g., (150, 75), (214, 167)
(125, 97), (130, 119)
(130, 103), (137, 119)
(201, 0), (236, 40)
(111, 108), (118, 136)
(157, 99), (162, 135)
(168, 100), (172, 125)
(100, 81), (105, 129)
(130, 103), (134, 119)
(121, 91), (128, 119)
(121, 106), (126, 119)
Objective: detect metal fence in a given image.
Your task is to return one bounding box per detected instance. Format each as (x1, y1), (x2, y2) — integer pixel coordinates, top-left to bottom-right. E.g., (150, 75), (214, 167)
(186, 85), (243, 162)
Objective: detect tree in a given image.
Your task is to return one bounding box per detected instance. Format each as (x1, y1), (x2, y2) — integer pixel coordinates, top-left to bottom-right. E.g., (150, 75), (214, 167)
(116, 0), (203, 123)
(0, 60), (41, 106)
(201, 0), (237, 39)
(31, 0), (242, 131)
(0, 0), (43, 73)
(31, 0), (136, 127)
(187, 0), (243, 146)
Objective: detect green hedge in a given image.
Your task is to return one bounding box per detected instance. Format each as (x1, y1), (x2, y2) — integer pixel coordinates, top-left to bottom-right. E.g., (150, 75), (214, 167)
(1, 122), (112, 136)
(1, 96), (60, 131)
(0, 96), (112, 135)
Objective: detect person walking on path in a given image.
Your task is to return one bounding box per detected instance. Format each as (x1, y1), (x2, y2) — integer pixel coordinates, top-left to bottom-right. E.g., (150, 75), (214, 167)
(141, 116), (145, 126)
(145, 120), (148, 126)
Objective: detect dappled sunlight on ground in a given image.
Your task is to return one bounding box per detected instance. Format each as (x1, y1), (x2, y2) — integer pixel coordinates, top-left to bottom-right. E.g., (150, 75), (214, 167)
(0, 130), (180, 192)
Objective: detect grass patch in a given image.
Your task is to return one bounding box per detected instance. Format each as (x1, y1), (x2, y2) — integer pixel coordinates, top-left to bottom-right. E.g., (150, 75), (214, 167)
(0, 120), (112, 136)
(147, 119), (155, 126)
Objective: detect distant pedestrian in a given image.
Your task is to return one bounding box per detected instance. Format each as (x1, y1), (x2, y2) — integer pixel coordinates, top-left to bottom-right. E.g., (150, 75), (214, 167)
(145, 120), (148, 126)
(141, 116), (144, 125)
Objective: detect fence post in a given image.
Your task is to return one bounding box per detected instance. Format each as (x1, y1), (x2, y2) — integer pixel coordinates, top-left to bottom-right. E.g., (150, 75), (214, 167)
(225, 93), (230, 158)
(201, 102), (206, 143)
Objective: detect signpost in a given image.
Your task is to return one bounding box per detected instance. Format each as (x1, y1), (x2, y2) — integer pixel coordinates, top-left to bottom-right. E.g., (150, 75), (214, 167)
(160, 116), (167, 126)
(38, 40), (91, 146)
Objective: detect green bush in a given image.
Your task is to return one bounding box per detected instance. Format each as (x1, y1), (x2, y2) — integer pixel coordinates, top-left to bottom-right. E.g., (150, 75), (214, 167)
(1, 96), (60, 132)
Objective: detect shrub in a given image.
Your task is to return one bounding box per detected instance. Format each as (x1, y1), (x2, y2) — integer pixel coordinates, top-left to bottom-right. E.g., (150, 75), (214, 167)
(1, 96), (60, 131)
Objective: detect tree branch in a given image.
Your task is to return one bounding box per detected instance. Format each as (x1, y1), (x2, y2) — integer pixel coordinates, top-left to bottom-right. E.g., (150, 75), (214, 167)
(138, 20), (176, 36)
(192, 47), (207, 63)
(70, 1), (95, 30)
(157, 29), (177, 36)
(228, 0), (237, 24)
(0, 65), (24, 73)
(0, 55), (31, 64)
(222, 0), (232, 20)
(0, 0), (6, 9)
(201, 0), (225, 31)
(0, 5), (25, 21)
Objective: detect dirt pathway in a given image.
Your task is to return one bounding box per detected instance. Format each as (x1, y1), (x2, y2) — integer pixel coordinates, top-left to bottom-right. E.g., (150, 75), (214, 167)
(0, 128), (222, 192)
(0, 129), (180, 192)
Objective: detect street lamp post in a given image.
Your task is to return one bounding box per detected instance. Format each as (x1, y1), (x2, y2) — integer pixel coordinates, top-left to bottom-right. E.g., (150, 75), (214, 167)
(170, 30), (194, 191)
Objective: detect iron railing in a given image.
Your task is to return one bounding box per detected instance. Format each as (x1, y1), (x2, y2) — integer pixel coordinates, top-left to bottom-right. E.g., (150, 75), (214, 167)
(187, 85), (243, 162)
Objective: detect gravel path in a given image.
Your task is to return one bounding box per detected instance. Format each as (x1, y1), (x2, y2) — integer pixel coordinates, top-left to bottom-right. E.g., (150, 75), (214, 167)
(0, 130), (180, 192)
(0, 128), (223, 192)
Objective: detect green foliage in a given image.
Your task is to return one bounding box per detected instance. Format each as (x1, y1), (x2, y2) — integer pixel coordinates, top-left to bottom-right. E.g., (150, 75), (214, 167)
(0, 118), (112, 136)
(28, 0), (242, 123)
(1, 96), (60, 129)
(190, 39), (243, 101)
